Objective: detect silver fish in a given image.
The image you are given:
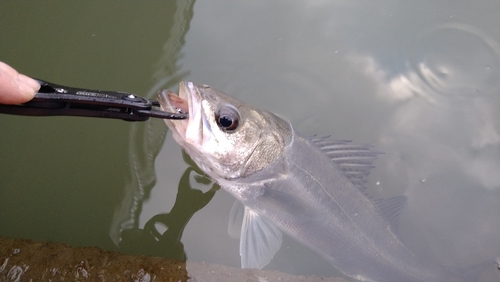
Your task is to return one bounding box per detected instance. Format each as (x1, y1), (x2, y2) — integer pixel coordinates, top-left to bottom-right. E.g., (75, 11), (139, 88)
(158, 82), (485, 282)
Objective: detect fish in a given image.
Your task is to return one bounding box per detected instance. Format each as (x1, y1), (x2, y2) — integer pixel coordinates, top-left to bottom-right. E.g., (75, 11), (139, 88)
(157, 81), (492, 282)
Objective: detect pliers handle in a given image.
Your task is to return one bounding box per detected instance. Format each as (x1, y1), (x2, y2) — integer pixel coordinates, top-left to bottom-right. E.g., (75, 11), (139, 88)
(0, 78), (188, 121)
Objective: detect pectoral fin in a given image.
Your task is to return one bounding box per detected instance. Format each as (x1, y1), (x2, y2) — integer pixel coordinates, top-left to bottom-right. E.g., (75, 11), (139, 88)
(240, 207), (283, 269)
(228, 200), (244, 239)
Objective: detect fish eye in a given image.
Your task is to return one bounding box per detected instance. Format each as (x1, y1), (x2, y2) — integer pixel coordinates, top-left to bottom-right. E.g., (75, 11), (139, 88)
(215, 105), (240, 132)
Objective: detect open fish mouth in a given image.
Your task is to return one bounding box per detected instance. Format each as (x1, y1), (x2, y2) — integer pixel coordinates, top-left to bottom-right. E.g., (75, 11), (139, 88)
(157, 81), (206, 146)
(157, 82), (190, 138)
(157, 88), (189, 115)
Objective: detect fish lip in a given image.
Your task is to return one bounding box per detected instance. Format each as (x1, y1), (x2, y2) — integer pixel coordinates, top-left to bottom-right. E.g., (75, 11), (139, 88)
(181, 81), (195, 117)
(157, 82), (192, 138)
(157, 89), (176, 113)
(157, 87), (188, 115)
(157, 81), (203, 143)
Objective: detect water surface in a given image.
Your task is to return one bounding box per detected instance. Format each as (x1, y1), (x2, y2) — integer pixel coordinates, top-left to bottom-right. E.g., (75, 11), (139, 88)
(1, 1), (500, 280)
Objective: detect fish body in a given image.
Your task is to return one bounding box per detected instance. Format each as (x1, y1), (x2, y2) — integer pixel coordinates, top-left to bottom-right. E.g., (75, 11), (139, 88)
(236, 134), (454, 282)
(158, 82), (475, 282)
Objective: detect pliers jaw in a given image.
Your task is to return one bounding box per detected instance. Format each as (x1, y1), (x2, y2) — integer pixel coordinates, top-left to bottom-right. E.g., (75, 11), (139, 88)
(0, 79), (188, 121)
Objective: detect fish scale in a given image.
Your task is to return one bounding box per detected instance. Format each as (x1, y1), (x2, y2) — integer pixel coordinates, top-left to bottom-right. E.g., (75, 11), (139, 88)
(158, 81), (492, 282)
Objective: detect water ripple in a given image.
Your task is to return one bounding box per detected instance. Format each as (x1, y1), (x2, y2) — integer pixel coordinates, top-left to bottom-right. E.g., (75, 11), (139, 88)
(410, 22), (500, 98)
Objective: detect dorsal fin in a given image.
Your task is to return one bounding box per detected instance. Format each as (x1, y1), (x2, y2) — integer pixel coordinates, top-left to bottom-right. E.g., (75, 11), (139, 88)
(310, 136), (407, 235)
(455, 259), (500, 282)
(310, 136), (382, 189)
(373, 195), (407, 234)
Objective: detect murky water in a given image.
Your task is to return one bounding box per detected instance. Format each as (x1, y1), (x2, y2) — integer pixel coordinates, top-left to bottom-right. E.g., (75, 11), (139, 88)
(1, 1), (500, 281)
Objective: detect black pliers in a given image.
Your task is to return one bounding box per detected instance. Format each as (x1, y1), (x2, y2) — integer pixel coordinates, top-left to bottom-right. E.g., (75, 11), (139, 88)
(0, 78), (188, 121)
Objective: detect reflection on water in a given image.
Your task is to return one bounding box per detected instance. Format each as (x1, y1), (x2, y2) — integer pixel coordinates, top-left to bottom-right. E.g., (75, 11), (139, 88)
(370, 21), (500, 268)
(108, 0), (195, 247)
(119, 164), (217, 260)
(2, 0), (500, 281)
(329, 8), (500, 271)
(384, 23), (500, 102)
(164, 1), (500, 279)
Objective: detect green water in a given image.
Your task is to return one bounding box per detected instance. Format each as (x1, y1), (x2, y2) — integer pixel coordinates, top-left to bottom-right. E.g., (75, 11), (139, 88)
(2, 1), (500, 280)
(0, 0), (190, 253)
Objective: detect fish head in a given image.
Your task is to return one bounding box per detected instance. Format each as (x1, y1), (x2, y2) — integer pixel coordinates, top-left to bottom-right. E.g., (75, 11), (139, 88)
(158, 81), (292, 182)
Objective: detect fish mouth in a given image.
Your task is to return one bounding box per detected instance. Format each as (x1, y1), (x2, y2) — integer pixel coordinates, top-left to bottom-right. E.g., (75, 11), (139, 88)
(157, 81), (205, 145)
(157, 89), (189, 117)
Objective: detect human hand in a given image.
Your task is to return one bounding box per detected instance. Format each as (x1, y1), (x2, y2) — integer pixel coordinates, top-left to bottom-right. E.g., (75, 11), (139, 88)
(0, 62), (40, 104)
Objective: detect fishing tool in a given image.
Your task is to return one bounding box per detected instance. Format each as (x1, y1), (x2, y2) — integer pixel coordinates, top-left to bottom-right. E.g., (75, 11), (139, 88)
(0, 78), (188, 121)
